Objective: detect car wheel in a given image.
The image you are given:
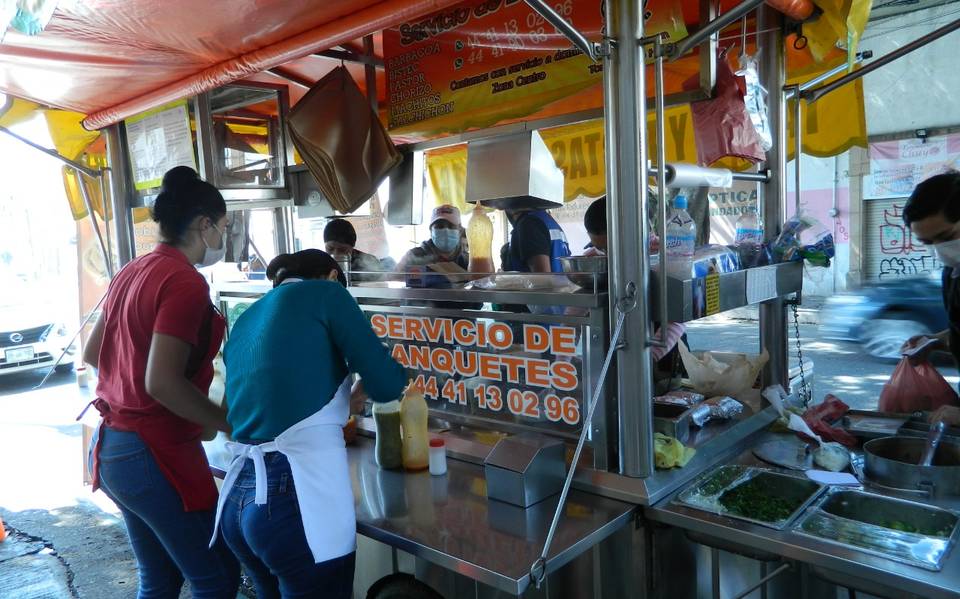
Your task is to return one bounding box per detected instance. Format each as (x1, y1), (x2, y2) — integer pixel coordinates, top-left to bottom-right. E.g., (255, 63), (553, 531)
(55, 362), (75, 374)
(860, 318), (931, 362)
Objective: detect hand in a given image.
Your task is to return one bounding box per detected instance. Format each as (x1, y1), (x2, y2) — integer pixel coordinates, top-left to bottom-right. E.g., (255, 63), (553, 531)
(350, 380), (368, 415)
(929, 405), (960, 427)
(900, 335), (944, 362)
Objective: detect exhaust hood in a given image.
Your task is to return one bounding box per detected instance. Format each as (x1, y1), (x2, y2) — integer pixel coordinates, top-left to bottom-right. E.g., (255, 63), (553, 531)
(465, 131), (565, 210)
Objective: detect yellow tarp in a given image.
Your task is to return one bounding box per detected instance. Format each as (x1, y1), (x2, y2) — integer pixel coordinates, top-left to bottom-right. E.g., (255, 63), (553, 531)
(426, 61), (868, 208)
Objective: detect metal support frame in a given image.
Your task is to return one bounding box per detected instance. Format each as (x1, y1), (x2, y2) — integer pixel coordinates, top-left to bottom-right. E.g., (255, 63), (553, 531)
(802, 18), (960, 103)
(267, 67), (312, 88)
(669, 0), (765, 61)
(784, 51), (873, 99)
(523, 0), (604, 62)
(759, 6), (789, 391)
(604, 0), (655, 478)
(73, 167), (113, 279)
(0, 125), (101, 178)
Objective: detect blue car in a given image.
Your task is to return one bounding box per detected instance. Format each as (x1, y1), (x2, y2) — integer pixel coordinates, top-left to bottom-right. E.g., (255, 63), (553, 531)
(819, 273), (949, 361)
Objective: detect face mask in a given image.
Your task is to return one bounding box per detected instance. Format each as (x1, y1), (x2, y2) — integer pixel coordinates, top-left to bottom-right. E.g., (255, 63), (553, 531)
(934, 238), (960, 269)
(432, 228), (460, 253)
(197, 224), (226, 268)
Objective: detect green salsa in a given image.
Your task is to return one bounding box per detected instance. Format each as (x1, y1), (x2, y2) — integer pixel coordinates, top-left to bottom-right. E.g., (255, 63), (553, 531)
(719, 478), (802, 523)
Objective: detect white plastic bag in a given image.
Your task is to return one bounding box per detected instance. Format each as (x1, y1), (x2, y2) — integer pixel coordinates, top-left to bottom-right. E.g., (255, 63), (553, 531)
(678, 342), (769, 398)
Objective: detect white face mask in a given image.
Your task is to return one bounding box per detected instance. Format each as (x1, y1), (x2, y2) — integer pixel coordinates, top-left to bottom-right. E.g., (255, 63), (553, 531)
(197, 223), (226, 268)
(935, 238), (960, 269)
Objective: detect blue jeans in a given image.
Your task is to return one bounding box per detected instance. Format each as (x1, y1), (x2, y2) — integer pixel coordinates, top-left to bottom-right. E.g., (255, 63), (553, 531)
(220, 452), (356, 599)
(93, 427), (240, 599)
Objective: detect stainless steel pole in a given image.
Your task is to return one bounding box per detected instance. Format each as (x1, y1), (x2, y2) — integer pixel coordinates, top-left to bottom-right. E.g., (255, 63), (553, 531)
(104, 124), (136, 267)
(793, 88), (802, 216)
(652, 34), (668, 348)
(759, 6), (788, 390)
(670, 0), (765, 60)
(605, 0), (654, 478)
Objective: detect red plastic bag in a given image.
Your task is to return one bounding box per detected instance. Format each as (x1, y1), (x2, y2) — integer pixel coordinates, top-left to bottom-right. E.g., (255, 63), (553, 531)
(688, 53), (766, 166)
(879, 357), (959, 413)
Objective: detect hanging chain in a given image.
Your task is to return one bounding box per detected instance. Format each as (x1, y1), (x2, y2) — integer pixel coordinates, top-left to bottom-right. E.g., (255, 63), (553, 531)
(791, 302), (812, 407)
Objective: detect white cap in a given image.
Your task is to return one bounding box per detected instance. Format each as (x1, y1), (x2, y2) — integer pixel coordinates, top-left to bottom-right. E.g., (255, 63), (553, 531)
(430, 204), (461, 227)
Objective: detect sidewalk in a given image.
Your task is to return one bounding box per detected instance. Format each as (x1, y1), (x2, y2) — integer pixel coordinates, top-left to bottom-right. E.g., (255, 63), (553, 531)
(703, 295), (826, 326)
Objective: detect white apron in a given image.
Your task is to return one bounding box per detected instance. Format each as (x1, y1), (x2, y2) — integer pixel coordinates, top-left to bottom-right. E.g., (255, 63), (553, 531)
(211, 376), (355, 563)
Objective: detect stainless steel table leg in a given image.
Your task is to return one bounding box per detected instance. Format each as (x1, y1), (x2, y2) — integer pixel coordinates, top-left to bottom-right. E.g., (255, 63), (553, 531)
(711, 548), (721, 599)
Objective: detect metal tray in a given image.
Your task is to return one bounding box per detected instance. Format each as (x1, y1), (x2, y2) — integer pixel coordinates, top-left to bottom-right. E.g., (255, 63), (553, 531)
(676, 465), (825, 530)
(794, 488), (960, 571)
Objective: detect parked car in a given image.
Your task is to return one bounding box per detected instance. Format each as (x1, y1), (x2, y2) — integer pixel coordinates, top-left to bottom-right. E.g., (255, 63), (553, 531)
(819, 273), (948, 362)
(0, 274), (76, 376)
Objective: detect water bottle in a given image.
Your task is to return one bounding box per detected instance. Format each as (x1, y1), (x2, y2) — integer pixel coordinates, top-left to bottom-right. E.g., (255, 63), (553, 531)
(734, 210), (764, 268)
(665, 195), (696, 279)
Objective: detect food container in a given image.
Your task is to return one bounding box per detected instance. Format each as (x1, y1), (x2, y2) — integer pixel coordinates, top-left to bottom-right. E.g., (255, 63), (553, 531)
(794, 488), (960, 570)
(676, 465), (825, 530)
(558, 255), (607, 290)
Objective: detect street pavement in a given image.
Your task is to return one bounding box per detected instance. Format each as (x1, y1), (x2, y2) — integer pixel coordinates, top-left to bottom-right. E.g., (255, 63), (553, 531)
(0, 320), (953, 598)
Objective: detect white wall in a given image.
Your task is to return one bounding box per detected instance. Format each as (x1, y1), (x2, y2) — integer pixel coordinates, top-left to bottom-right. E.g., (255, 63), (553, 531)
(861, 3), (960, 135)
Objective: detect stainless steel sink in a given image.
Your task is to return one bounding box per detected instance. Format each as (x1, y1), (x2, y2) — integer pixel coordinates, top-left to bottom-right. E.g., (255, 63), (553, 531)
(794, 488), (960, 570)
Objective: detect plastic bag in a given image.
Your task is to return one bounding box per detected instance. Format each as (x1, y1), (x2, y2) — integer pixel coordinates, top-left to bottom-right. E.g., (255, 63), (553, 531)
(736, 52), (773, 151)
(689, 52), (766, 166)
(692, 244), (740, 277)
(678, 342), (769, 398)
(879, 357), (959, 413)
(771, 214), (835, 267)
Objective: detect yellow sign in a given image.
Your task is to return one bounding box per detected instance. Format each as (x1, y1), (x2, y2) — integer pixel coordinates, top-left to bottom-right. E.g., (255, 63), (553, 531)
(705, 274), (720, 316)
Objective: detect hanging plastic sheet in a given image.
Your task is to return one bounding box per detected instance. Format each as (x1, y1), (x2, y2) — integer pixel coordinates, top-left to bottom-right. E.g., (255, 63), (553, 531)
(288, 66), (401, 214)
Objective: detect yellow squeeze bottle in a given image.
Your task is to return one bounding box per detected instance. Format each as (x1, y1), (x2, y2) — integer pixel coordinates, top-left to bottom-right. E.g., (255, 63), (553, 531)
(467, 205), (495, 274)
(400, 386), (430, 471)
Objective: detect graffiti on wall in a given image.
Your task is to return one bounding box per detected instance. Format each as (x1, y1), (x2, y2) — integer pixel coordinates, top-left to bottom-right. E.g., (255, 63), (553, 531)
(875, 203), (941, 280)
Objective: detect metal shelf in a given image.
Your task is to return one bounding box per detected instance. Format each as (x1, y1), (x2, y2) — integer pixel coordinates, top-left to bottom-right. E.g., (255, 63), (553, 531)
(652, 262), (803, 323)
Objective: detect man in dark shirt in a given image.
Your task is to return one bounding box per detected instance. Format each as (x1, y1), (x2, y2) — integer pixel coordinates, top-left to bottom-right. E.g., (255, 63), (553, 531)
(503, 207), (571, 273)
(902, 171), (960, 424)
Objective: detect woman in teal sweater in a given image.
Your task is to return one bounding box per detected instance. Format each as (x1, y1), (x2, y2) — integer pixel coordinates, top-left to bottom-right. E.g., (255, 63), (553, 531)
(216, 249), (405, 599)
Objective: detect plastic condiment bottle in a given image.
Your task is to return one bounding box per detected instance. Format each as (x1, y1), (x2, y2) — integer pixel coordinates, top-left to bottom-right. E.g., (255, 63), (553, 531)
(664, 195), (696, 279)
(400, 387), (430, 471)
(429, 438), (447, 476)
(373, 400), (403, 470)
(467, 205), (495, 274)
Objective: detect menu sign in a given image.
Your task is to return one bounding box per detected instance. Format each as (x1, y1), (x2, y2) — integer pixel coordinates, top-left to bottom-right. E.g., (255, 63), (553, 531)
(383, 0), (687, 137)
(369, 313), (585, 430)
(125, 100), (197, 191)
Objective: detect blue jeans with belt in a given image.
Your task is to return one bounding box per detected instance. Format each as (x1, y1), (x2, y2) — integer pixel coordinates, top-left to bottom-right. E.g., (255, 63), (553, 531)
(92, 427), (240, 599)
(220, 451), (356, 599)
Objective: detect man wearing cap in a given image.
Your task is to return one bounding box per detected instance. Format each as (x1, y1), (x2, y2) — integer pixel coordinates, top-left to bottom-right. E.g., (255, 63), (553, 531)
(396, 205), (469, 273)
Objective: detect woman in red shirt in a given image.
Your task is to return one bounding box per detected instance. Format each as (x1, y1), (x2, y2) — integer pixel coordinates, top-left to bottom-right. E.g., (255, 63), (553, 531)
(83, 167), (239, 599)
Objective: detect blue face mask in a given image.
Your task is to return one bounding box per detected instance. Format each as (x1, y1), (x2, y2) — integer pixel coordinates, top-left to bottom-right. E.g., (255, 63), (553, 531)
(431, 228), (460, 253)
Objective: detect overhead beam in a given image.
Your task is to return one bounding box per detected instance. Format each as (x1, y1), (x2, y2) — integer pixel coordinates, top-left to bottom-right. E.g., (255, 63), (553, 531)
(267, 67), (313, 88)
(314, 49), (384, 68)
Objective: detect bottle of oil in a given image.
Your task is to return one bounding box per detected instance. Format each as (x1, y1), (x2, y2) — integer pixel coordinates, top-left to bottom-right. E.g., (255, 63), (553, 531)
(400, 386), (430, 471)
(467, 204), (495, 274)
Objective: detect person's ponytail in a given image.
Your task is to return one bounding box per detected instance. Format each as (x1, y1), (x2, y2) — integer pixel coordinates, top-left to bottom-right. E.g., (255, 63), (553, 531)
(152, 166), (226, 243)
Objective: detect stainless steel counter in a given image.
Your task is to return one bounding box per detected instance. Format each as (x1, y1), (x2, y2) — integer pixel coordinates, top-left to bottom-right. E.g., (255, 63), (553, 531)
(207, 435), (636, 596)
(348, 437), (636, 596)
(646, 436), (960, 599)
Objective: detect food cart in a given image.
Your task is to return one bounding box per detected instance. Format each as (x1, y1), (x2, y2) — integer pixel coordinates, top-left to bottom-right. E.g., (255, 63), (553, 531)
(5, 0), (960, 597)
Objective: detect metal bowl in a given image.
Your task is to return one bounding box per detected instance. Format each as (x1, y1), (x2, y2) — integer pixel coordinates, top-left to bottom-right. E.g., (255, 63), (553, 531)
(864, 436), (960, 498)
(559, 255), (607, 290)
